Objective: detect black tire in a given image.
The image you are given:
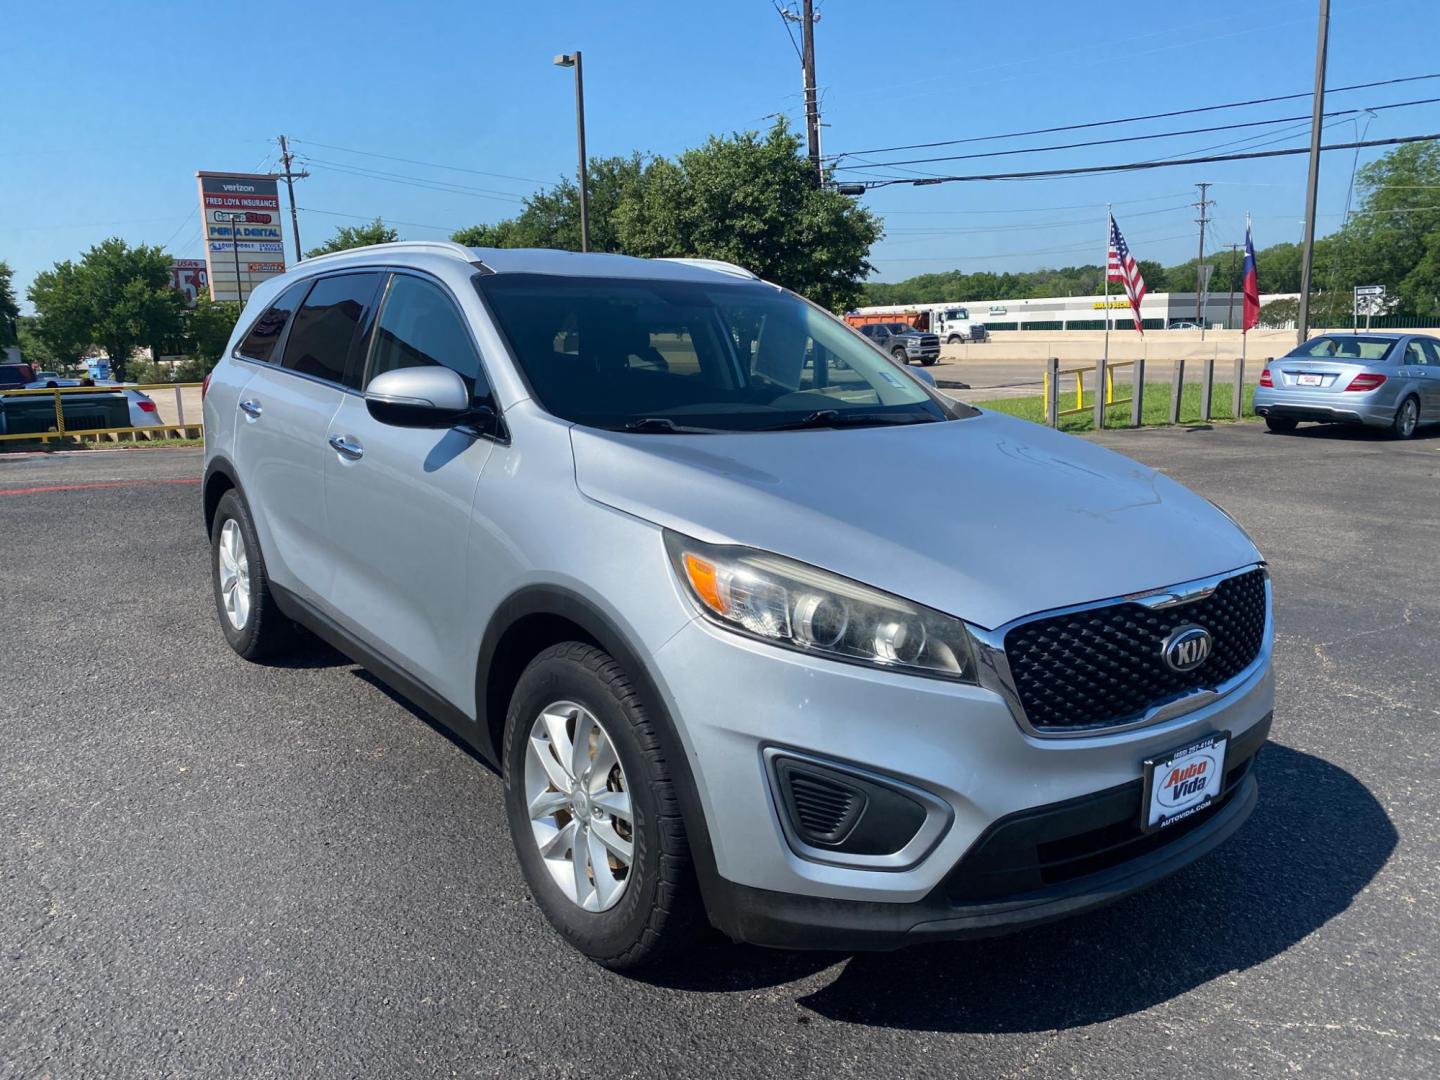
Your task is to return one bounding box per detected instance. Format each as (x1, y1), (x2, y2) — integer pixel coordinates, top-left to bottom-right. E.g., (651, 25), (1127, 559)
(1390, 396), (1420, 440)
(946, 334), (962, 345)
(502, 642), (703, 970)
(920, 355), (938, 367)
(892, 347), (909, 365)
(1264, 416), (1298, 433)
(209, 488), (295, 661)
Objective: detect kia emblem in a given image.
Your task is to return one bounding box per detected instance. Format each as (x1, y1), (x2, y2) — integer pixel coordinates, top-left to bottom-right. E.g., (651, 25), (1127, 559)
(1162, 625), (1212, 673)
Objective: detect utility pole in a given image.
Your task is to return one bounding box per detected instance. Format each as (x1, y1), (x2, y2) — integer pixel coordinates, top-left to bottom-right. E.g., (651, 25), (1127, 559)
(782, 2), (822, 182)
(1193, 182), (1214, 328)
(1296, 0), (1331, 345)
(277, 135), (309, 263)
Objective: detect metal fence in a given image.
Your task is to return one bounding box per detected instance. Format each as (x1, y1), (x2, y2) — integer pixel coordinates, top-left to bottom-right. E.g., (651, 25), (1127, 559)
(1043, 356), (1260, 429)
(0, 383), (204, 444)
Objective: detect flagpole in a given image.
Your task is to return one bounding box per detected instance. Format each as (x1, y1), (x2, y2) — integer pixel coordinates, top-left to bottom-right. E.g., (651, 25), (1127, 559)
(1241, 211), (1251, 371)
(1103, 204), (1112, 368)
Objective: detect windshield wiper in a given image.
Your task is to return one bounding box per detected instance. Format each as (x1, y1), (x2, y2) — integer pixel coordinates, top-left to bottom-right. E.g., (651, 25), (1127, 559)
(621, 417), (720, 434)
(760, 409), (939, 432)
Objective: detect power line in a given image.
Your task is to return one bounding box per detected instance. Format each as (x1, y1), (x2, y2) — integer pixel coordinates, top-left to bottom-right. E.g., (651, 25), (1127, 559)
(287, 137), (547, 186)
(298, 157), (530, 203)
(832, 96), (1440, 172)
(296, 206), (459, 232)
(853, 132), (1440, 189)
(825, 72), (1440, 161)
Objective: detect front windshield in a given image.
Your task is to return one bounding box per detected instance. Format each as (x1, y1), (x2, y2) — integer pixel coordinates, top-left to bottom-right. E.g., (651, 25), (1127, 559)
(478, 274), (965, 432)
(1289, 336), (1397, 361)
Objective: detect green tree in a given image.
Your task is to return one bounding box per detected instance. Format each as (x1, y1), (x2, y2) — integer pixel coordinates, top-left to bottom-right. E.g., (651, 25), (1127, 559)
(28, 239), (184, 381)
(305, 217), (398, 258)
(0, 260), (19, 350)
(453, 125), (882, 310)
(619, 124), (881, 310)
(188, 293), (242, 366)
(454, 154), (656, 253)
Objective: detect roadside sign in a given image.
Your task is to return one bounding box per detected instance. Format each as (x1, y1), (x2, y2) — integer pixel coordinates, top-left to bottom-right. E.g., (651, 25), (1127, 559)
(196, 171), (287, 303)
(1353, 284), (1386, 328)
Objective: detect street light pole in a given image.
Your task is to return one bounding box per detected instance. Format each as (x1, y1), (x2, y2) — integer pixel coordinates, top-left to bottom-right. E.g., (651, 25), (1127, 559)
(553, 50), (590, 252)
(218, 211), (244, 303)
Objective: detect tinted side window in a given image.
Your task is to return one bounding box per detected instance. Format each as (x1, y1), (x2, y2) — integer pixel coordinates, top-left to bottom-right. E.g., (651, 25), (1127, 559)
(280, 273), (382, 386)
(369, 275), (488, 399)
(237, 280), (310, 363)
(1418, 340), (1440, 366)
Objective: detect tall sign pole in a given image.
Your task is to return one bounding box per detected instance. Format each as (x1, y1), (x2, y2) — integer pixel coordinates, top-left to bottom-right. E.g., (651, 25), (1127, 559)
(1296, 0), (1331, 345)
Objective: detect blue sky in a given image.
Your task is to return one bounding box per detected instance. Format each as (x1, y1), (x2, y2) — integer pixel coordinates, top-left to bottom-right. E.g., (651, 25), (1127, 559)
(3, 0), (1439, 307)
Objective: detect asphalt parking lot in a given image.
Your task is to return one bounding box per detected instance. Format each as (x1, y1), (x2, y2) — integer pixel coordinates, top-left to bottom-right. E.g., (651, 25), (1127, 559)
(3, 422), (1438, 1079)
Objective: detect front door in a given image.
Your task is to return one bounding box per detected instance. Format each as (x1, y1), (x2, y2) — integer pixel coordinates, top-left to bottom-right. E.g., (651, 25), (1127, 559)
(324, 272), (497, 707)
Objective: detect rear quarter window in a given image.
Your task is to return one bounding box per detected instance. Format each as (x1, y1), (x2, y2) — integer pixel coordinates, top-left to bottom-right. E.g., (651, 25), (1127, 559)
(236, 280), (311, 363)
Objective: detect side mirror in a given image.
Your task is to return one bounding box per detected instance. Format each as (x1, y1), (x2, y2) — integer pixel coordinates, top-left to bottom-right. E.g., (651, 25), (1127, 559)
(364, 366), (477, 429)
(912, 368), (936, 387)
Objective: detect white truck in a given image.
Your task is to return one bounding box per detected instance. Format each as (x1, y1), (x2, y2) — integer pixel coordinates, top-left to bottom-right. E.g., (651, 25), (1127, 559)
(848, 303), (987, 344)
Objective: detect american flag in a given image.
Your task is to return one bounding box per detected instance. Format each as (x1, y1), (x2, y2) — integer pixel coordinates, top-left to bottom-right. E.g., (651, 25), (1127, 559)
(1107, 215), (1147, 333)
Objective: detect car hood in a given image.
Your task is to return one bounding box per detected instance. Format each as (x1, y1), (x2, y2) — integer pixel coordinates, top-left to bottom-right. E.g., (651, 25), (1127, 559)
(570, 411), (1261, 630)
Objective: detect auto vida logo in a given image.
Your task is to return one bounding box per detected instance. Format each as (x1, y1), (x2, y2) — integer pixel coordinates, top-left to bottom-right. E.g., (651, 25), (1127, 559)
(1161, 625), (1212, 672)
(1158, 753), (1215, 807)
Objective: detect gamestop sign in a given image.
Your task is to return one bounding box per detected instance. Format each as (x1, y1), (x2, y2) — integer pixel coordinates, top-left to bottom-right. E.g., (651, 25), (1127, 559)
(196, 171), (287, 302)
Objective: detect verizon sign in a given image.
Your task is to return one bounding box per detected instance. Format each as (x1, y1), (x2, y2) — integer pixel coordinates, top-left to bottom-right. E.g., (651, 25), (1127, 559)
(196, 171), (287, 302)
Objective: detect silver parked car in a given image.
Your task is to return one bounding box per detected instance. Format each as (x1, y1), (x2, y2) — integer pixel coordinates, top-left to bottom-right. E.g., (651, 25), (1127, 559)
(203, 242), (1273, 968)
(1253, 332), (1440, 438)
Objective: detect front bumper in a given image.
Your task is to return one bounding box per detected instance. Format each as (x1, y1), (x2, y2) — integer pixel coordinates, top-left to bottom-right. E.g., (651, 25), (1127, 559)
(651, 608), (1275, 946)
(705, 726), (1264, 950)
(1253, 388), (1392, 426)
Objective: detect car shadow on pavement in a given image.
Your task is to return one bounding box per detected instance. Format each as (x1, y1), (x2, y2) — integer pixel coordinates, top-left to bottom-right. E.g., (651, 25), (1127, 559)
(642, 745), (1396, 1033)
(1277, 423), (1440, 442)
(349, 667), (501, 777)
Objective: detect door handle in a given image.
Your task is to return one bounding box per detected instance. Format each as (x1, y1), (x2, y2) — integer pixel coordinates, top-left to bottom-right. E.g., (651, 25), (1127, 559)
(328, 434), (364, 460)
(238, 399), (262, 418)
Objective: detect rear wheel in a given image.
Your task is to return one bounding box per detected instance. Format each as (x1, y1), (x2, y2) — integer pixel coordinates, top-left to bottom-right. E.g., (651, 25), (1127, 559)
(210, 489), (295, 661)
(1265, 416), (1298, 433)
(1391, 396), (1420, 439)
(503, 643), (703, 969)
(892, 347), (909, 365)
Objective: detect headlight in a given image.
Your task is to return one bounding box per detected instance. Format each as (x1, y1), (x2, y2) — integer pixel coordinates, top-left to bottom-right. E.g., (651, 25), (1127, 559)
(665, 532), (977, 682)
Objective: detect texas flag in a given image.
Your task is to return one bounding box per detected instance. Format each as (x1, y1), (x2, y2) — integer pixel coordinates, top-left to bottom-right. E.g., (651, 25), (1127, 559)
(1241, 222), (1260, 332)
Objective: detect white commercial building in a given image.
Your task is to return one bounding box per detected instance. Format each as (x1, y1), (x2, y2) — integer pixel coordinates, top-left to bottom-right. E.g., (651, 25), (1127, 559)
(858, 292), (1297, 331)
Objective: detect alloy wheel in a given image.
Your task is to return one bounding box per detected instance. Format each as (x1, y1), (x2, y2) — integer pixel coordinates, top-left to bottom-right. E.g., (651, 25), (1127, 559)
(217, 518), (251, 630)
(523, 701), (634, 912)
(1400, 398), (1419, 437)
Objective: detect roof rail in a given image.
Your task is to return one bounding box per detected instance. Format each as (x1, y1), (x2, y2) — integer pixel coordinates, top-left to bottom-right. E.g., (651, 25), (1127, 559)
(301, 240), (480, 266)
(658, 257), (759, 281)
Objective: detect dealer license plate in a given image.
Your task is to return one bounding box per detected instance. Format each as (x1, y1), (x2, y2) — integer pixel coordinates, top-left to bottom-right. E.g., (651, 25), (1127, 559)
(1142, 732), (1229, 832)
(1296, 373), (1323, 386)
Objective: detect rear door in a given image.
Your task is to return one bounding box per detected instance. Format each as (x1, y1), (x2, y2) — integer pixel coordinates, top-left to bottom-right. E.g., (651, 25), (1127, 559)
(232, 272), (381, 604)
(323, 271), (496, 704)
(1415, 338), (1440, 419)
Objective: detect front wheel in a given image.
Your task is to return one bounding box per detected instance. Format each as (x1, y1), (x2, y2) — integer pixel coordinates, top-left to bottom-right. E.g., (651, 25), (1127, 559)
(920, 355), (938, 366)
(1391, 396), (1420, 439)
(892, 348), (909, 365)
(503, 643), (703, 969)
(1264, 416), (1298, 433)
(946, 334), (962, 345)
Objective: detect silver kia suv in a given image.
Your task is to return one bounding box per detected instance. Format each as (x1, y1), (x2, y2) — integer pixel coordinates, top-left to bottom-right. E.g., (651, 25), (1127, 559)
(202, 242), (1274, 968)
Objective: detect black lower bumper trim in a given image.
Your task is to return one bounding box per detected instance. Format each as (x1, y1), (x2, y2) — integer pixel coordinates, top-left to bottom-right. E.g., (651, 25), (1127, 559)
(704, 757), (1263, 952)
